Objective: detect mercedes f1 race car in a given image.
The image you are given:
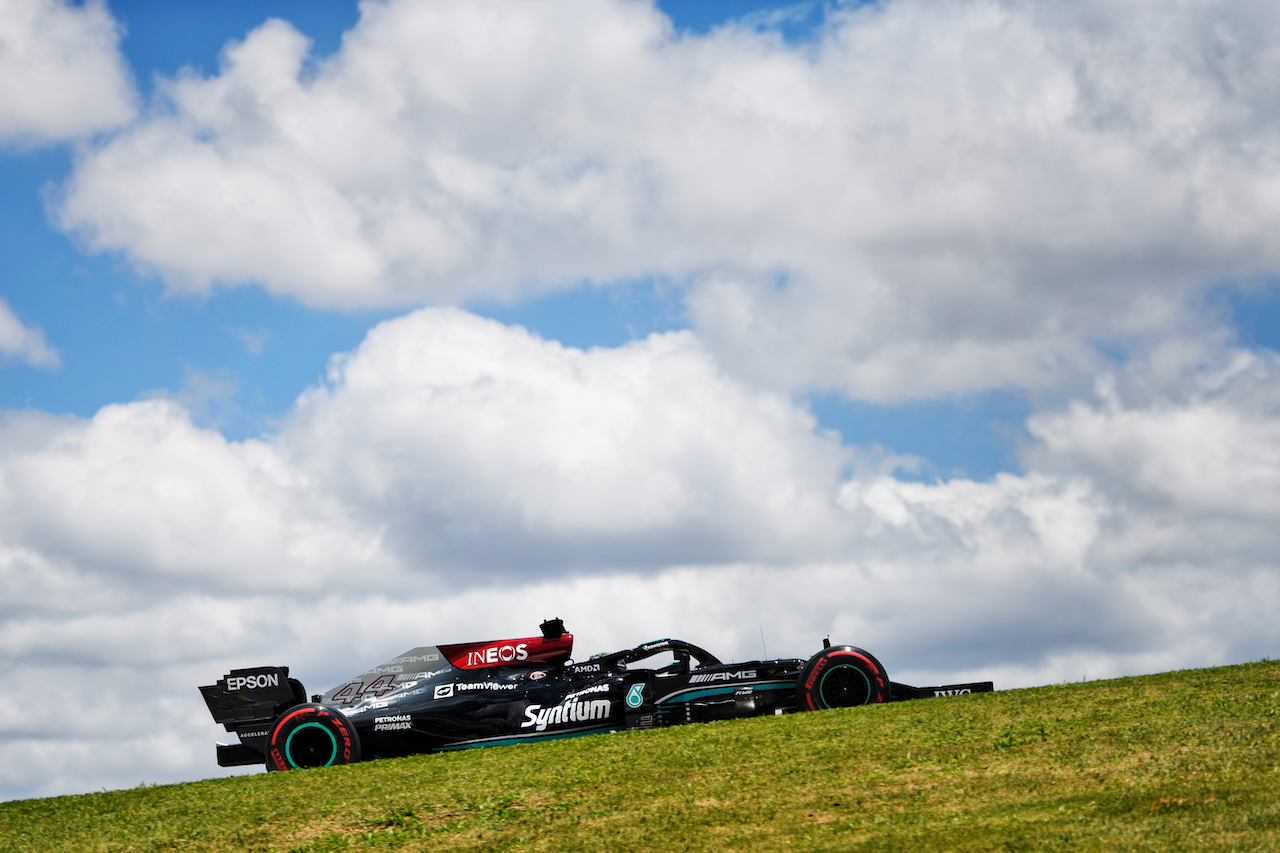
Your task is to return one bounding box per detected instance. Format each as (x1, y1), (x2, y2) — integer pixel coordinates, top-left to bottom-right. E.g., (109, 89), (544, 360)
(198, 619), (993, 771)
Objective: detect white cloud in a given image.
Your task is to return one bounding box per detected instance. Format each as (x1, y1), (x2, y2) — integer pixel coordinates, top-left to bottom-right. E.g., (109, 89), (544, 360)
(1024, 351), (1280, 570)
(229, 327), (270, 355)
(3, 310), (1280, 800)
(0, 298), (59, 368)
(1031, 392), (1280, 521)
(280, 308), (853, 574)
(56, 0), (1280, 399)
(0, 0), (135, 144)
(0, 403), (389, 594)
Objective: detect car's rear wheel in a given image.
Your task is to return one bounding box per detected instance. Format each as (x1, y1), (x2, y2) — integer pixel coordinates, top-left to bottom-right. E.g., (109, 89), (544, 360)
(796, 646), (889, 710)
(266, 704), (361, 771)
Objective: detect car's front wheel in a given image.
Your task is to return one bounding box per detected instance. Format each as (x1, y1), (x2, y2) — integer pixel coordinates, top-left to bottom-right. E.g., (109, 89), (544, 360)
(265, 704), (361, 771)
(796, 645), (889, 710)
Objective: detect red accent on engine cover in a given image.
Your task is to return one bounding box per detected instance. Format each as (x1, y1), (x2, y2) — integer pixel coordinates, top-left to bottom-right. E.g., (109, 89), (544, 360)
(439, 634), (574, 670)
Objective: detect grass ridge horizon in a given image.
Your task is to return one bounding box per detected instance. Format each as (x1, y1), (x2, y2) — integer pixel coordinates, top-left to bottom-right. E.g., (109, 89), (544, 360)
(4, 659), (1278, 851)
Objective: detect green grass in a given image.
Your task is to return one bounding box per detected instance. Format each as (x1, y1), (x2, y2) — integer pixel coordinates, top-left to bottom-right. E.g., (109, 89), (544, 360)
(5, 660), (1280, 851)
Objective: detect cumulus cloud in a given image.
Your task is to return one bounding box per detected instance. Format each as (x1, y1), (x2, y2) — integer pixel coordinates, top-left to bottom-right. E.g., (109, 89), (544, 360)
(281, 308), (853, 574)
(0, 0), (135, 144)
(1025, 350), (1280, 570)
(0, 403), (389, 594)
(3, 309), (1280, 800)
(0, 298), (59, 368)
(57, 0), (1280, 399)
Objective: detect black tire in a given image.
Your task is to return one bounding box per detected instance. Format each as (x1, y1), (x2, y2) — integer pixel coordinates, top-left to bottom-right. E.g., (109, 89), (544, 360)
(796, 645), (890, 711)
(266, 704), (361, 772)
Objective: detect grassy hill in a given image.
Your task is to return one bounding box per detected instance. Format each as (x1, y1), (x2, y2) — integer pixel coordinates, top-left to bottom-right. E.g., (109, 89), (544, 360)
(4, 659), (1279, 852)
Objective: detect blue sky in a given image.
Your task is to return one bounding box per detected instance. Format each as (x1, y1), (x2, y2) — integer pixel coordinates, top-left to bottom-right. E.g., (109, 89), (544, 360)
(4, 0), (1280, 802)
(0, 0), (1031, 477)
(11, 0), (1273, 477)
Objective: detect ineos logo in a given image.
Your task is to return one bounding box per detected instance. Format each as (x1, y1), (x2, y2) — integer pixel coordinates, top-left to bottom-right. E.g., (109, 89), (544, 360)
(465, 643), (529, 667)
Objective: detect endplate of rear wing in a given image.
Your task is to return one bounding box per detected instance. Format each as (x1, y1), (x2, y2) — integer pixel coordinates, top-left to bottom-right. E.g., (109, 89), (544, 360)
(199, 665), (300, 729)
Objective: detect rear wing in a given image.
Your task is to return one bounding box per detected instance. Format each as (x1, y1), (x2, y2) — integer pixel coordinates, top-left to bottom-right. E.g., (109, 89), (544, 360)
(890, 680), (994, 701)
(198, 666), (304, 766)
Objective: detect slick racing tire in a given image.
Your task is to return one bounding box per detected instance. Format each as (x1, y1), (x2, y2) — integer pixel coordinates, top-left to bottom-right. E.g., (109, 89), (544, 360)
(266, 704), (361, 772)
(797, 646), (890, 711)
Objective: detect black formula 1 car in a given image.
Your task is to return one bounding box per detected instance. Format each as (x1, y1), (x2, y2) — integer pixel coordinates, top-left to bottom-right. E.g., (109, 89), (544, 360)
(199, 619), (993, 771)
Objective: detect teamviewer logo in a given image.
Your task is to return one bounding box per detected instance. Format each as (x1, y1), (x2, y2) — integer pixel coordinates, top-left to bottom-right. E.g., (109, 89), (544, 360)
(434, 684), (454, 699)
